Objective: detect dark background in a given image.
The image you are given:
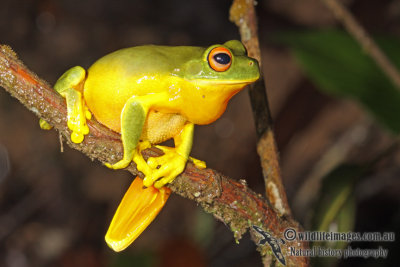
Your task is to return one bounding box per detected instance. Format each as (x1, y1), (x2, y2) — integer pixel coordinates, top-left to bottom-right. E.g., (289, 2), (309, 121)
(0, 0), (399, 266)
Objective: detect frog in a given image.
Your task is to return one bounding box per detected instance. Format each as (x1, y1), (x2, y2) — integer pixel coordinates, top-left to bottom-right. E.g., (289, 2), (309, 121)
(41, 40), (260, 251)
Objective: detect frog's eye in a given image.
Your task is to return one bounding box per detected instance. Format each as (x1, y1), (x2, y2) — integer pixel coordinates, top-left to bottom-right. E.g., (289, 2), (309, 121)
(208, 47), (232, 72)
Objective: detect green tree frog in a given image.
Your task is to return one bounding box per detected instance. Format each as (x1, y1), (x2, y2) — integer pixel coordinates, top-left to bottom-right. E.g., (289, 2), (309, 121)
(42, 40), (260, 251)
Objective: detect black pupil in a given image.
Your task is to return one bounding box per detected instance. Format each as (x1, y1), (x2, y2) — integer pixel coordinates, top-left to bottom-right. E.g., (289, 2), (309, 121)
(213, 53), (231, 65)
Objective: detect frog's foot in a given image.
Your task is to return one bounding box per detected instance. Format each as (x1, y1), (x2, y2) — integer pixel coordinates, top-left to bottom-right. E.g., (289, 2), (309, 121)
(144, 146), (187, 189)
(39, 119), (53, 130)
(67, 105), (90, 143)
(84, 106), (92, 120)
(189, 156), (207, 169)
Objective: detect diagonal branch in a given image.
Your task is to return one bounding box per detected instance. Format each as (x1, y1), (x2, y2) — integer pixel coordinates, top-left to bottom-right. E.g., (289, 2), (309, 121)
(0, 45), (308, 266)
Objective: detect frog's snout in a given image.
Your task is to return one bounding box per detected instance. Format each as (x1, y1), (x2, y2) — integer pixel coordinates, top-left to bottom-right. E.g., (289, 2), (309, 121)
(247, 58), (260, 81)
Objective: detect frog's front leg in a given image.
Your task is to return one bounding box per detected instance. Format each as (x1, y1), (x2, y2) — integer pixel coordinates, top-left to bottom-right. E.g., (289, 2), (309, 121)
(39, 66), (91, 143)
(56, 66), (91, 143)
(105, 95), (150, 172)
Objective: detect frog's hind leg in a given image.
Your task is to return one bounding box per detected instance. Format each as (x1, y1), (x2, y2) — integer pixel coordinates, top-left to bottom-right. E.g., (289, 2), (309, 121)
(40, 66), (90, 143)
(146, 122), (197, 188)
(105, 176), (171, 251)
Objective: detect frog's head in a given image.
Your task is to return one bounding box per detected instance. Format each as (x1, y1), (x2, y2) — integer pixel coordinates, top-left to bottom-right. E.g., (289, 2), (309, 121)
(179, 40), (260, 86)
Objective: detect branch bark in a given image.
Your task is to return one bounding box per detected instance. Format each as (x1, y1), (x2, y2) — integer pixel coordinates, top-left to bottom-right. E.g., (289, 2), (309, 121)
(0, 44), (307, 266)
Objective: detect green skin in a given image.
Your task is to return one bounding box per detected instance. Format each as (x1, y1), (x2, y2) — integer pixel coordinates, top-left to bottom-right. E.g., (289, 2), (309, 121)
(41, 40), (260, 189)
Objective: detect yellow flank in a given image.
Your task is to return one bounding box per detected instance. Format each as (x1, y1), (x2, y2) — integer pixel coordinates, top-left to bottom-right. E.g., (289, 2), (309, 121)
(44, 40), (260, 252)
(83, 71), (187, 135)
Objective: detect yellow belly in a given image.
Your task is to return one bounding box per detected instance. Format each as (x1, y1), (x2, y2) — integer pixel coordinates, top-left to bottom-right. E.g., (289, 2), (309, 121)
(140, 111), (187, 144)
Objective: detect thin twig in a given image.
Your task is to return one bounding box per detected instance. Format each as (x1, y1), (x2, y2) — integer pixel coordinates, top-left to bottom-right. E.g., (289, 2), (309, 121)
(321, 0), (400, 90)
(229, 0), (292, 218)
(229, 1), (304, 265)
(0, 45), (308, 266)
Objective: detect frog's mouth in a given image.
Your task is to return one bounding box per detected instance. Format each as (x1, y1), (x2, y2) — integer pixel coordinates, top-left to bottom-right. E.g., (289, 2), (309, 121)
(192, 76), (259, 86)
